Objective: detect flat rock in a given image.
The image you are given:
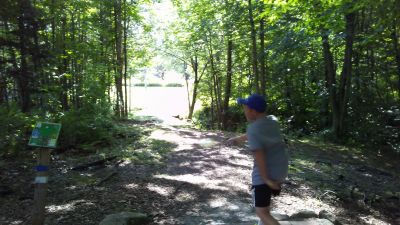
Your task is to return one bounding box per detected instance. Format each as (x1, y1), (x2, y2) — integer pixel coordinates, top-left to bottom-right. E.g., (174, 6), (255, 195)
(272, 213), (290, 220)
(280, 219), (334, 225)
(318, 210), (335, 222)
(99, 212), (149, 225)
(290, 210), (318, 219)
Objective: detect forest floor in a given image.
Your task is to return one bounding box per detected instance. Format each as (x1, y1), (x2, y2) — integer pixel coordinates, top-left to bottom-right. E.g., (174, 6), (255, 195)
(0, 116), (399, 225)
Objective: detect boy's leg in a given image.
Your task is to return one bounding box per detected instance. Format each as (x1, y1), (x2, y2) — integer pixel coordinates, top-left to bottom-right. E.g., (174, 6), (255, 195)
(255, 207), (279, 225)
(252, 184), (281, 225)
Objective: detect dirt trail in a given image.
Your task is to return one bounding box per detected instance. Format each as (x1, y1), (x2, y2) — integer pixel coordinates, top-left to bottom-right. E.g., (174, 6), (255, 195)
(117, 120), (337, 224)
(144, 124), (257, 224)
(1, 117), (397, 225)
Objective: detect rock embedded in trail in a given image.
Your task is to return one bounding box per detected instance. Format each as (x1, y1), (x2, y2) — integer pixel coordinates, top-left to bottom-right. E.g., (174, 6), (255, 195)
(290, 210), (318, 219)
(319, 210), (336, 223)
(271, 212), (290, 220)
(99, 212), (150, 225)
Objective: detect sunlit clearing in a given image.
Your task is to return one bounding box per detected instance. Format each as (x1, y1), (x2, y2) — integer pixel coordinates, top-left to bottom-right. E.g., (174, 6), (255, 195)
(125, 183), (139, 189)
(175, 191), (196, 202)
(47, 200), (94, 213)
(154, 174), (227, 191)
(298, 139), (311, 143)
(209, 197), (240, 211)
(147, 183), (173, 197)
(196, 138), (219, 148)
(273, 195), (336, 216)
(65, 185), (77, 190)
(130, 86), (191, 125)
(150, 129), (221, 151)
(150, 129), (207, 151)
(359, 215), (390, 225)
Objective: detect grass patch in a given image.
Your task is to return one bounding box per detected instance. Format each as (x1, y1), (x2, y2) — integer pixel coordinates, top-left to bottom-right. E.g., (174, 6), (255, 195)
(70, 173), (97, 186)
(97, 121), (177, 165)
(122, 139), (177, 164)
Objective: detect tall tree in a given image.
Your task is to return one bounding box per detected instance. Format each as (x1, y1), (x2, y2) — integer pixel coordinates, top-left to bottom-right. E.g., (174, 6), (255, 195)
(258, 1), (266, 97)
(114, 0), (125, 117)
(248, 0), (260, 94)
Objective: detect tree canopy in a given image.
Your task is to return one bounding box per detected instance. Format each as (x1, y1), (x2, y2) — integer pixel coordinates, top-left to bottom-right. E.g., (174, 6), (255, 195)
(0, 0), (399, 155)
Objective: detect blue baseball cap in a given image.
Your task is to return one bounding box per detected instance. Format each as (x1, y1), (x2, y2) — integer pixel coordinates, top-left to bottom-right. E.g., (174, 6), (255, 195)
(237, 94), (266, 113)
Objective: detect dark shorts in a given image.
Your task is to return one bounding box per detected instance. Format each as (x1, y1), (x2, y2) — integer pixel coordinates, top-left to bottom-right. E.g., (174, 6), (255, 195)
(251, 184), (281, 208)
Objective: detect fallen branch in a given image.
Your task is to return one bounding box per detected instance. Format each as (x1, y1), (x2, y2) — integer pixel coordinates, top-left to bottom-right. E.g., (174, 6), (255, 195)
(71, 156), (117, 171)
(93, 159), (124, 186)
(114, 159), (125, 168)
(0, 185), (13, 196)
(96, 171), (118, 186)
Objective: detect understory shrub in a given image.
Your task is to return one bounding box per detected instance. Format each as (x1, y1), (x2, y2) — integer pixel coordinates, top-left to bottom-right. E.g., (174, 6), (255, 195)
(0, 105), (33, 157)
(58, 103), (116, 150)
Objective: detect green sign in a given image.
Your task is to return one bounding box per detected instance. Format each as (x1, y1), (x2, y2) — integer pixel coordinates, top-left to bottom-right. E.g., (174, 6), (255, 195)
(28, 122), (62, 148)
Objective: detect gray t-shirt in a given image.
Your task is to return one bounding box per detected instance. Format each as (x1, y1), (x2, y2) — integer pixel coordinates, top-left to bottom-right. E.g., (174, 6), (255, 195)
(247, 115), (289, 185)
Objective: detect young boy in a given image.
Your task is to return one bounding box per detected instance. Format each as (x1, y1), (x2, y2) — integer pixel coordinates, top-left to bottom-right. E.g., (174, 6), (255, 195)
(227, 94), (288, 225)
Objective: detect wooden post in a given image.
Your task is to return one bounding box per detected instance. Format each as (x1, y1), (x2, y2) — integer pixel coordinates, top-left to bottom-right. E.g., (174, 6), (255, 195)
(28, 122), (61, 224)
(31, 148), (51, 225)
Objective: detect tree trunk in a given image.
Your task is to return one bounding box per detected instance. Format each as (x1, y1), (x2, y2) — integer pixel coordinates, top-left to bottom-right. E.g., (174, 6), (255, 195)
(123, 0), (129, 117)
(208, 38), (222, 129)
(188, 56), (208, 120)
(60, 15), (69, 111)
(71, 11), (77, 108)
(114, 0), (124, 117)
(2, 20), (17, 106)
(211, 63), (221, 129)
(17, 0), (31, 112)
(248, 0), (260, 94)
(30, 3), (41, 108)
(392, 22), (400, 99)
(321, 31), (339, 136)
(259, 3), (266, 97)
(188, 56), (198, 119)
(210, 80), (215, 130)
(222, 39), (233, 130)
(337, 12), (356, 137)
(0, 78), (7, 105)
(185, 71), (191, 116)
(320, 66), (331, 128)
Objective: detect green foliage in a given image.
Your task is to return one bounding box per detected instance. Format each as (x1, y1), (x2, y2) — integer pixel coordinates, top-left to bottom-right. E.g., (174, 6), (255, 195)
(113, 137), (177, 165)
(165, 83), (184, 87)
(173, 0), (399, 155)
(133, 83), (163, 87)
(223, 105), (248, 133)
(133, 83), (146, 87)
(0, 105), (33, 157)
(346, 106), (400, 152)
(193, 104), (247, 132)
(58, 103), (116, 150)
(193, 106), (213, 130)
(146, 83), (163, 87)
(1, 0), (399, 158)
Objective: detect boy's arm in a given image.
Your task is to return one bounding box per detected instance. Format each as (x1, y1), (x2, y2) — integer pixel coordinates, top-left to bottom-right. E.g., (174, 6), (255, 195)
(226, 134), (247, 145)
(253, 149), (281, 190)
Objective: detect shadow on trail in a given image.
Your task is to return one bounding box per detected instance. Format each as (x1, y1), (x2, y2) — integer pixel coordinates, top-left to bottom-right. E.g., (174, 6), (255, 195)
(283, 140), (400, 224)
(42, 124), (256, 225)
(18, 119), (398, 225)
(119, 176), (254, 225)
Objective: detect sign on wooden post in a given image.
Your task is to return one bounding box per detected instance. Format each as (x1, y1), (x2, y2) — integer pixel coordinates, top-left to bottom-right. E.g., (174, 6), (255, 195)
(28, 122), (61, 225)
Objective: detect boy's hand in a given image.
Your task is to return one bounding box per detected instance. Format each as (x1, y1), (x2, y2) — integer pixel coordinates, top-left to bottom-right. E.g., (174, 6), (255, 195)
(224, 134), (247, 146)
(224, 137), (238, 146)
(265, 179), (281, 190)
